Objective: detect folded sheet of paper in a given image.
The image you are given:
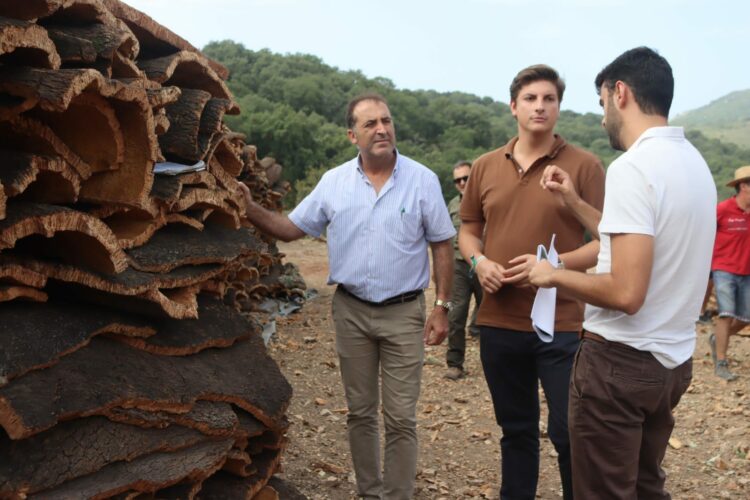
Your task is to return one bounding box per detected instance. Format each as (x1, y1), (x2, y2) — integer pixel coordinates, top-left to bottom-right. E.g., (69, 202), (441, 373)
(154, 160), (206, 176)
(530, 234), (559, 343)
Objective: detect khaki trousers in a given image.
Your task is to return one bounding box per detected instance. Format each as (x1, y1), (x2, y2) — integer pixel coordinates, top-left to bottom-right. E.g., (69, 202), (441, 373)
(332, 288), (426, 500)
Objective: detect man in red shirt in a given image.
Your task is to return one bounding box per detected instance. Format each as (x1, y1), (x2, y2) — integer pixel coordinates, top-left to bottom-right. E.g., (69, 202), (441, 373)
(710, 165), (750, 381)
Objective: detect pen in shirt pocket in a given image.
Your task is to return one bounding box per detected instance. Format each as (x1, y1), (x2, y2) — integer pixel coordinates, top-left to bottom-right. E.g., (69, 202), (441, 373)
(400, 207), (405, 219)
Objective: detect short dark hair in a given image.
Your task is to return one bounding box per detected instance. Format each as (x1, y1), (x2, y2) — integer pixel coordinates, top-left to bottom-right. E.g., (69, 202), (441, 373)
(453, 160), (472, 171)
(594, 47), (674, 117)
(346, 93), (388, 129)
(509, 65), (565, 103)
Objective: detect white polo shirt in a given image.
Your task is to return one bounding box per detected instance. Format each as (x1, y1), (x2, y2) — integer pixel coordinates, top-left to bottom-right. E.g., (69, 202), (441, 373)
(583, 127), (717, 368)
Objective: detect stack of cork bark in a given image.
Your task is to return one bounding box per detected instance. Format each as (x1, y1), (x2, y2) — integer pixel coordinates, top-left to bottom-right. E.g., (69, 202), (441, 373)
(0, 1), (304, 498)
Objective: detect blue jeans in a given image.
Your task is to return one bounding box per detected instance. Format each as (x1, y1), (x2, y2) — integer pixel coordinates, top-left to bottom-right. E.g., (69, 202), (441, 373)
(480, 328), (579, 500)
(713, 270), (750, 322)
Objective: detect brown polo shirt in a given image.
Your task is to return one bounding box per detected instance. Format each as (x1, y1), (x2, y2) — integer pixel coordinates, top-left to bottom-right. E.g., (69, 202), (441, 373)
(460, 135), (605, 332)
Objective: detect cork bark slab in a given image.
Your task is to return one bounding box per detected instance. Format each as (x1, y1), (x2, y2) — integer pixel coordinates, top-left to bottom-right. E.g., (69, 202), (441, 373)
(100, 0), (229, 80)
(0, 116), (91, 178)
(31, 91), (125, 173)
(0, 1), (64, 21)
(158, 88), (211, 163)
(32, 438), (234, 500)
(0, 334), (292, 439)
(137, 51), (238, 113)
(197, 447), (284, 500)
(98, 206), (167, 250)
(3, 255), (225, 295)
(46, 18), (138, 64)
(103, 401), (240, 437)
(0, 16), (60, 69)
(0, 284), (47, 303)
(0, 416), (207, 496)
(0, 263), (46, 287)
(109, 295), (259, 356)
(146, 85), (180, 109)
(0, 151), (80, 204)
(0, 202), (127, 274)
(0, 299), (154, 383)
(126, 225), (263, 274)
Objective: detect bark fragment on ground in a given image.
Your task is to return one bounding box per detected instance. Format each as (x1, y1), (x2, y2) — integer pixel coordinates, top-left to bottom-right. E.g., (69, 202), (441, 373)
(0, 334), (292, 439)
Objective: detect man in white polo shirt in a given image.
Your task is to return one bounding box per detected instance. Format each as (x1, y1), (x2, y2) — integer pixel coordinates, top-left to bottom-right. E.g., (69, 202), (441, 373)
(529, 47), (716, 498)
(237, 93), (455, 500)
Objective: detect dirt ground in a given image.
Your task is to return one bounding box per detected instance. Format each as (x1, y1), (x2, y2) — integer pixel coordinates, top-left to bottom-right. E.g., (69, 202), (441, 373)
(270, 238), (750, 499)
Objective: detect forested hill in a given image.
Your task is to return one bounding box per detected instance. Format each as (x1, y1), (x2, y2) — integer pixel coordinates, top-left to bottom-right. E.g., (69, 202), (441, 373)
(673, 89), (750, 149)
(204, 40), (750, 204)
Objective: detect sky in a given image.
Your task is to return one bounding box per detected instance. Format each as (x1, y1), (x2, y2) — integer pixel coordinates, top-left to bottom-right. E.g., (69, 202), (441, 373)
(125, 0), (748, 117)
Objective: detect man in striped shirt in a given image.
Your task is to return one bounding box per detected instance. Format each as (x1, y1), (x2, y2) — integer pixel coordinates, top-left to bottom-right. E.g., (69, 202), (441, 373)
(237, 93), (455, 500)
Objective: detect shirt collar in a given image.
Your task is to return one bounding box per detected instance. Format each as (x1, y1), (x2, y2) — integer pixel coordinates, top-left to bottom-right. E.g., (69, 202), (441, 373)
(503, 134), (567, 160)
(355, 149), (401, 178)
(630, 126), (685, 150)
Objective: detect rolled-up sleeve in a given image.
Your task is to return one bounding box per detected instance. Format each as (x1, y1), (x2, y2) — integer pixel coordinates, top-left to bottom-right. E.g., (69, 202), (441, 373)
(289, 176), (330, 238)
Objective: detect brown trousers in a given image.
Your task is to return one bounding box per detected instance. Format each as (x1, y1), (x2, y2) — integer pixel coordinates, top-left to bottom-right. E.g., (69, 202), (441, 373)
(569, 336), (692, 500)
(332, 288), (426, 500)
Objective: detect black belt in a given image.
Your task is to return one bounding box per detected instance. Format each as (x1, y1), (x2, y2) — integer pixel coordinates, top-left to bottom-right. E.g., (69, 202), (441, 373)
(338, 285), (423, 307)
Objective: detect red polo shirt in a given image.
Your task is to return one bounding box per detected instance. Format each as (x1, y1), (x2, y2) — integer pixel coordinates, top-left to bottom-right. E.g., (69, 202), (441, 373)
(712, 196), (750, 275)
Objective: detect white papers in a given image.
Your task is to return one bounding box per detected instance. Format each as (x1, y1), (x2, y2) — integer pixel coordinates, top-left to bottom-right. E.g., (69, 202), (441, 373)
(153, 160), (206, 176)
(530, 234), (559, 343)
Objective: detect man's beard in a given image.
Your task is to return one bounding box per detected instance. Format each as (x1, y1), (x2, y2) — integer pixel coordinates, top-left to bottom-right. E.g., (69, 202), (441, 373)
(605, 100), (625, 151)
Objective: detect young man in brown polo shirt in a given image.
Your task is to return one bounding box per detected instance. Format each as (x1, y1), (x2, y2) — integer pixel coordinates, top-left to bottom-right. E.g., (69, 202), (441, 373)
(458, 65), (605, 500)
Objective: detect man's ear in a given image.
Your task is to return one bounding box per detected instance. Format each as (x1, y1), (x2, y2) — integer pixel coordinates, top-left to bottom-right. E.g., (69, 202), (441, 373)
(614, 81), (629, 109)
(347, 128), (357, 145)
(510, 99), (517, 118)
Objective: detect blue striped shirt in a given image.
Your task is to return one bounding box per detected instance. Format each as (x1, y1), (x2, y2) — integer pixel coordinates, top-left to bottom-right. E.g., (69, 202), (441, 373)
(289, 152), (455, 302)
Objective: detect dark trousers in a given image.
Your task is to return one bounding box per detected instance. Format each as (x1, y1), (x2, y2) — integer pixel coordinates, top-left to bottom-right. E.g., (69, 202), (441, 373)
(446, 260), (483, 368)
(480, 327), (578, 500)
(569, 337), (692, 500)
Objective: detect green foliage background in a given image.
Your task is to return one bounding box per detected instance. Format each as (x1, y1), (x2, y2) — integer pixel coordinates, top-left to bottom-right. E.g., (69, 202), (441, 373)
(204, 41), (750, 204)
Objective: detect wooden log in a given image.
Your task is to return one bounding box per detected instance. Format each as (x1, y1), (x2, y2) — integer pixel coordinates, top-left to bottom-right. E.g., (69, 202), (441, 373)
(100, 0), (228, 78)
(32, 438), (235, 500)
(0, 334), (293, 439)
(126, 225), (264, 274)
(0, 16), (60, 69)
(0, 299), (154, 384)
(0, 202), (127, 274)
(137, 51), (238, 113)
(0, 151), (80, 204)
(0, 416), (209, 496)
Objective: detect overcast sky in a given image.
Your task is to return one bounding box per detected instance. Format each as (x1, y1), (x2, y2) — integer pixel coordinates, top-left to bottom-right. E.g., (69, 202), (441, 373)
(125, 0), (748, 117)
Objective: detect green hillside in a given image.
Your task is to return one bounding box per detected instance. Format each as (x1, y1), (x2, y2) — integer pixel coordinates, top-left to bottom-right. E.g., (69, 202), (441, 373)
(673, 89), (750, 149)
(204, 41), (750, 203)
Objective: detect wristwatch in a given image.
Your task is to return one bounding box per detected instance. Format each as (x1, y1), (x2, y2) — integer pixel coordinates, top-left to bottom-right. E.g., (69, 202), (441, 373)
(434, 299), (454, 312)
